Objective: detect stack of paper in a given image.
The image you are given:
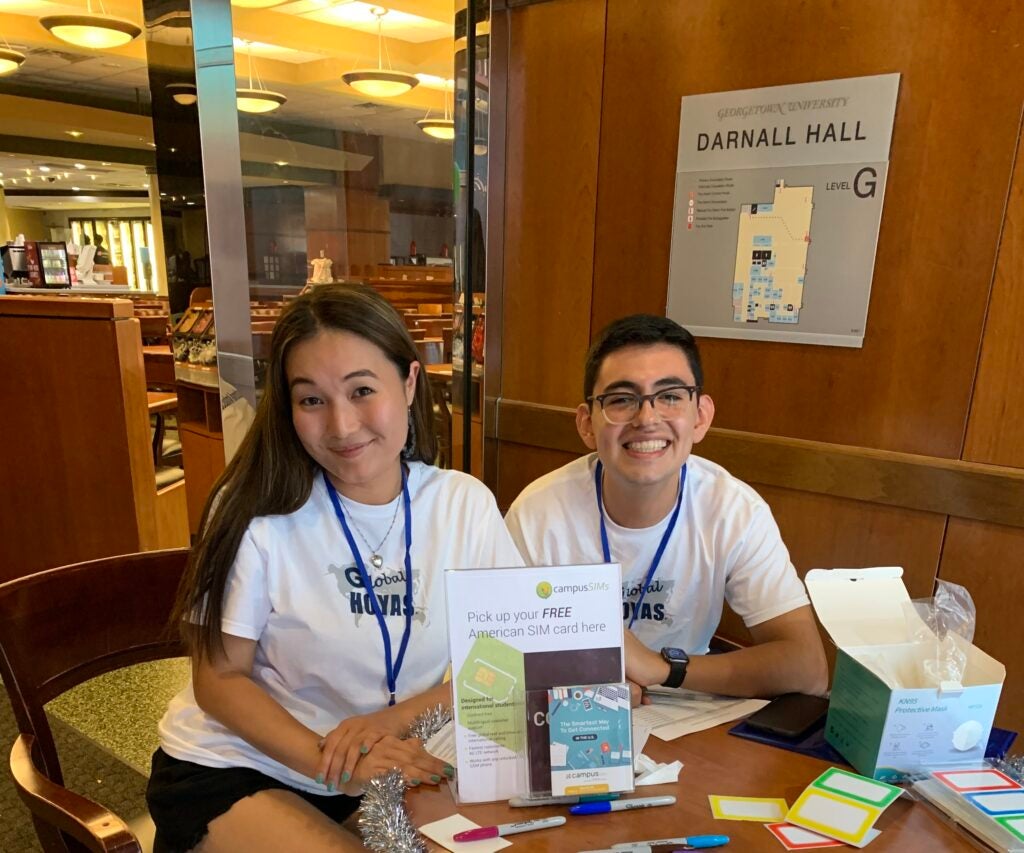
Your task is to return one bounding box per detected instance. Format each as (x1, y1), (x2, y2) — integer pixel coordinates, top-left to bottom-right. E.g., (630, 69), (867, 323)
(634, 688), (769, 741)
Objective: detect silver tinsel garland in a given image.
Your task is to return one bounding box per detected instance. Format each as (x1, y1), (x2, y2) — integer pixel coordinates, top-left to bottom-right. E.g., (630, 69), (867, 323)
(994, 753), (1024, 784)
(357, 705), (454, 852)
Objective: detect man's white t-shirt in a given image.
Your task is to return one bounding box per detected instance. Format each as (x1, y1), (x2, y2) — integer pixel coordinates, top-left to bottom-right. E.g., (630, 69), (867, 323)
(159, 462), (523, 793)
(505, 453), (808, 655)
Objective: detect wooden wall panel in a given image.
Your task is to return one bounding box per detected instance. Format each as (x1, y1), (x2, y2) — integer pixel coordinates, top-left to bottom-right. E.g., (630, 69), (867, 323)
(496, 442), (579, 512)
(500, 0), (606, 407)
(491, 0), (1024, 726)
(937, 518), (1024, 734)
(590, 0), (1024, 458)
(964, 122), (1024, 468)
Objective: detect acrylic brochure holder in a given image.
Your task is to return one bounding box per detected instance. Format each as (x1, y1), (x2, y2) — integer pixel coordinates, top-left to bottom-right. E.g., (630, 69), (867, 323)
(445, 563), (625, 803)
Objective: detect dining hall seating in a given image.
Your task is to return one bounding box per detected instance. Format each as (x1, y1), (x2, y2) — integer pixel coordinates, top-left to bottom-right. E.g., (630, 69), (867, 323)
(0, 296), (189, 582)
(0, 548), (188, 852)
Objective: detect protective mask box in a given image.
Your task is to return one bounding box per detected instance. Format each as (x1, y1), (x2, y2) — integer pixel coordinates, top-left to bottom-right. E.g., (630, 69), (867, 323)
(805, 567), (1005, 782)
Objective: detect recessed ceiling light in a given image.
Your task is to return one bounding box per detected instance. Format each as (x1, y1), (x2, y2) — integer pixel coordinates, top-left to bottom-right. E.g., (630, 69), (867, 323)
(38, 166), (50, 172)
(101, 162), (111, 166)
(66, 130), (84, 138)
(24, 169), (31, 175)
(160, 192), (166, 197)
(274, 160), (288, 166)
(89, 175), (96, 180)
(24, 176), (31, 183)
(71, 186), (80, 191)
(186, 200), (195, 205)
(74, 163), (85, 169)
(9, 178), (16, 184)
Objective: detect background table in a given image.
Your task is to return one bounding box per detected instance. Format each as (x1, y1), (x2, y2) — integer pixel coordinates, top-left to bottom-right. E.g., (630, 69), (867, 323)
(406, 724), (980, 852)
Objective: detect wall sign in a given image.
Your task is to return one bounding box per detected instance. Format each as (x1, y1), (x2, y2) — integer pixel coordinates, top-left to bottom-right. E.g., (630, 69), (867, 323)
(666, 73), (899, 348)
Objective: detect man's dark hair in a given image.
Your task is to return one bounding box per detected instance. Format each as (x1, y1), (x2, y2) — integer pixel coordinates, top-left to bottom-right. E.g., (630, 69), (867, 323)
(583, 314), (703, 400)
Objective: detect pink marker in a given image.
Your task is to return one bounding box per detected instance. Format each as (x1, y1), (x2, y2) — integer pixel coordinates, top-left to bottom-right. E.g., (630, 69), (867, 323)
(453, 816), (566, 841)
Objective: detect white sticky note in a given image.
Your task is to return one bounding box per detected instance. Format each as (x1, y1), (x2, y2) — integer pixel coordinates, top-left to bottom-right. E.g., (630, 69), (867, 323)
(418, 814), (511, 853)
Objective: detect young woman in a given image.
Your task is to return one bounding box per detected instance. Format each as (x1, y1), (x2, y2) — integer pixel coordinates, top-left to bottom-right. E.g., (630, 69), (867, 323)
(147, 285), (523, 852)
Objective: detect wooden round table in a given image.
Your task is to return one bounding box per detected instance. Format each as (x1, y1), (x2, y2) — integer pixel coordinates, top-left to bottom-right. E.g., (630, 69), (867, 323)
(405, 724), (978, 852)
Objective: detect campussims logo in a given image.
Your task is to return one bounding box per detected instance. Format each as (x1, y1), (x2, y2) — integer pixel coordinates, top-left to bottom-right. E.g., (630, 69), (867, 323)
(535, 580), (610, 598)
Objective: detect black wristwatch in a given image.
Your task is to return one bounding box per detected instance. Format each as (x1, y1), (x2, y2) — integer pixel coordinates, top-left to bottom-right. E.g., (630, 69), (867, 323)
(660, 647), (690, 688)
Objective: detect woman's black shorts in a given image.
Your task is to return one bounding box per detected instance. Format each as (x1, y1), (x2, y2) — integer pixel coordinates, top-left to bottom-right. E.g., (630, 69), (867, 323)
(146, 748), (361, 852)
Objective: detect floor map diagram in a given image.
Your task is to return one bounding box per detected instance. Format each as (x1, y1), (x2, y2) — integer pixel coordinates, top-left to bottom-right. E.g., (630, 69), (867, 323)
(665, 74), (900, 348)
(732, 180), (814, 325)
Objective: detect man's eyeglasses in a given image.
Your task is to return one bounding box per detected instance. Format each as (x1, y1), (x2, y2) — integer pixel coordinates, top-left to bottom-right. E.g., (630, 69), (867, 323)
(587, 385), (701, 424)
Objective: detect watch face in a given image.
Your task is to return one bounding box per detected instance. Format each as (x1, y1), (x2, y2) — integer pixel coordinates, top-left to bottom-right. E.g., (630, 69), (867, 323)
(663, 647), (686, 661)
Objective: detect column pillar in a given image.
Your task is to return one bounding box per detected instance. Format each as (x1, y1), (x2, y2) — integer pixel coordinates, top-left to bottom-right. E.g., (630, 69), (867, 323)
(147, 172), (168, 295)
(0, 186), (11, 246)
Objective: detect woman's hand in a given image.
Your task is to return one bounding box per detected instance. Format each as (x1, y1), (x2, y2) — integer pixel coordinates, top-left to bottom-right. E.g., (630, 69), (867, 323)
(346, 736), (453, 790)
(316, 707), (407, 790)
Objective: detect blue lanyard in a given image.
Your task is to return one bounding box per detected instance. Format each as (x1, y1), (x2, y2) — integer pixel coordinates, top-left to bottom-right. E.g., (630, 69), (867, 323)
(323, 469), (413, 707)
(594, 460), (686, 629)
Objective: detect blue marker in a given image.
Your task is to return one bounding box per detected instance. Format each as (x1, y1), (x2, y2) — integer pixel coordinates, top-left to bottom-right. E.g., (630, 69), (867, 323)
(607, 837), (730, 850)
(570, 795), (675, 815)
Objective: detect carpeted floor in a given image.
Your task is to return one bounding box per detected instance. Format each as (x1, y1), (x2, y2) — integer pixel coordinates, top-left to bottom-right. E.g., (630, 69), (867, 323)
(0, 658), (190, 852)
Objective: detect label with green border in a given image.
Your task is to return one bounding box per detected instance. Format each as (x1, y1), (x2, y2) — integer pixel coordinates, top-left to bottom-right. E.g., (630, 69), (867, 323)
(812, 767), (901, 809)
(995, 815), (1024, 842)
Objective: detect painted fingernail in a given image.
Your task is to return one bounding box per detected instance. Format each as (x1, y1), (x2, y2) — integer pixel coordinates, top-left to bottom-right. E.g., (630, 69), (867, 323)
(327, 782), (335, 792)
(430, 774), (441, 783)
(316, 774), (324, 785)
(360, 744), (369, 754)
(341, 771), (351, 783)
(409, 778), (420, 786)
(443, 765), (455, 777)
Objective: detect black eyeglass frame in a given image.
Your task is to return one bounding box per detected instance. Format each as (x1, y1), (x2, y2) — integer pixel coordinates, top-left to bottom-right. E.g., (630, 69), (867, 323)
(587, 384), (703, 422)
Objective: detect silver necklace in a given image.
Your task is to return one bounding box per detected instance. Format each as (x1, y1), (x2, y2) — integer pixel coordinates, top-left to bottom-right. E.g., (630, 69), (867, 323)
(339, 495), (402, 569)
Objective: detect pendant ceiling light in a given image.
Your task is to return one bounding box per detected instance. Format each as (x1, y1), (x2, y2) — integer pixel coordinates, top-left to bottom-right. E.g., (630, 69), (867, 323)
(342, 8), (418, 99)
(0, 42), (26, 76)
(40, 0), (140, 50)
(236, 41), (286, 114)
(166, 82), (197, 105)
(416, 83), (454, 140)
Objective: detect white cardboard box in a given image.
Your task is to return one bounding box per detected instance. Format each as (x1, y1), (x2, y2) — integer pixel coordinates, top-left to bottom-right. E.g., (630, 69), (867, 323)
(805, 567), (1005, 781)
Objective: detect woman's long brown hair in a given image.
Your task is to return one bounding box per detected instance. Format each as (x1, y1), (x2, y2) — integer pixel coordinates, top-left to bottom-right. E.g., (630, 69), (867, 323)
(172, 284), (437, 661)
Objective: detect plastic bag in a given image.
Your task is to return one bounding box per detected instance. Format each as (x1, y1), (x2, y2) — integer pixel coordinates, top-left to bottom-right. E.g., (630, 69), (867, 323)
(906, 580), (976, 688)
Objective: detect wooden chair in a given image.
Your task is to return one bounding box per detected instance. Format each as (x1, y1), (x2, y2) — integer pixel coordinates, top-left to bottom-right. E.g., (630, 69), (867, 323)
(0, 548), (189, 853)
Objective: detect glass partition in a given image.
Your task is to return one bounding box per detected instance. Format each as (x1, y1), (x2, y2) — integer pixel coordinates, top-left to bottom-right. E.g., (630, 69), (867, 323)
(193, 0), (476, 471)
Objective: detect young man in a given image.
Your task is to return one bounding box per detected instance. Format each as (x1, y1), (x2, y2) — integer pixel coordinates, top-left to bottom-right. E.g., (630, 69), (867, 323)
(505, 315), (828, 699)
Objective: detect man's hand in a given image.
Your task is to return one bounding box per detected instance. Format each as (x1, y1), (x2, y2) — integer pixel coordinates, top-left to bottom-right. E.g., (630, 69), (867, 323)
(623, 630), (670, 688)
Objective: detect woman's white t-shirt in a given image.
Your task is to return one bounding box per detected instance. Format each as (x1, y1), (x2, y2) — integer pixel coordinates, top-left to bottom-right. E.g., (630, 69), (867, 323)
(159, 463), (524, 793)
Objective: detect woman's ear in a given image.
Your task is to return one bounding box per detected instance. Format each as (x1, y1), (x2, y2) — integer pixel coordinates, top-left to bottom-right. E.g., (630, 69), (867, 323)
(406, 360), (421, 406)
